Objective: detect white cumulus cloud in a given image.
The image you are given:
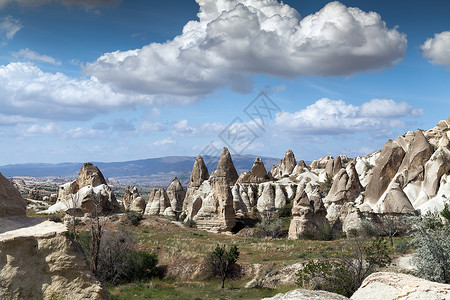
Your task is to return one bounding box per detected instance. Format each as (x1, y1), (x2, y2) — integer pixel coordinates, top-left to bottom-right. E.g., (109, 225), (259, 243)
(84, 0), (407, 98)
(421, 30), (450, 69)
(12, 48), (61, 65)
(0, 62), (194, 120)
(273, 98), (422, 135)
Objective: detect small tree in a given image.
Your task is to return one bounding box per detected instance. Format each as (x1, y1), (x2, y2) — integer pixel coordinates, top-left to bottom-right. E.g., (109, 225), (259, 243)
(207, 244), (240, 289)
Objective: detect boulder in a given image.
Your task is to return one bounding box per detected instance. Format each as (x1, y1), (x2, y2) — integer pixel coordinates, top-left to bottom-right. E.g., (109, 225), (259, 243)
(365, 140), (406, 207)
(0, 172), (26, 217)
(351, 272), (450, 300)
(263, 289), (349, 300)
(166, 177), (186, 215)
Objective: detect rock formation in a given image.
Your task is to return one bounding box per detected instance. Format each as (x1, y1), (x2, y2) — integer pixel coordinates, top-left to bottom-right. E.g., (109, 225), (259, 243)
(183, 155), (209, 211)
(0, 172), (26, 217)
(237, 157), (269, 184)
(272, 149), (297, 179)
(364, 140), (406, 206)
(0, 218), (107, 299)
(289, 184), (328, 239)
(325, 156), (343, 178)
(145, 188), (174, 217)
(122, 186), (140, 211)
(212, 147), (239, 185)
(351, 272), (450, 300)
(166, 177), (186, 216)
(45, 163), (121, 215)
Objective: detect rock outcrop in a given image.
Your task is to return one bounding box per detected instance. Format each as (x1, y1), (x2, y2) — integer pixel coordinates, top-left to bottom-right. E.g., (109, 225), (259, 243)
(365, 140), (406, 206)
(0, 218), (107, 299)
(212, 147), (239, 185)
(122, 186), (142, 211)
(145, 188), (175, 218)
(28, 187), (43, 201)
(183, 155), (209, 211)
(166, 177), (186, 216)
(237, 157), (269, 184)
(272, 150), (297, 179)
(351, 272), (450, 300)
(289, 184), (328, 239)
(45, 163), (120, 215)
(0, 172), (26, 217)
(325, 156), (343, 178)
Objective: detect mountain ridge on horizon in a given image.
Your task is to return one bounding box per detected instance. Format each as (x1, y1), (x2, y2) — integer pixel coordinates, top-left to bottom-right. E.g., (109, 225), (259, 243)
(0, 154), (285, 179)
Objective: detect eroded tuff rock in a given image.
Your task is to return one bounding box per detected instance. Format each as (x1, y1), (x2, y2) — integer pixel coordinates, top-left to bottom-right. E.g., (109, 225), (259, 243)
(44, 163), (121, 215)
(145, 188), (175, 218)
(272, 149), (297, 179)
(325, 163), (363, 206)
(289, 184), (328, 239)
(325, 156), (343, 178)
(166, 177), (186, 215)
(351, 272), (450, 300)
(0, 172), (26, 217)
(237, 157), (270, 184)
(183, 155), (209, 211)
(257, 183), (276, 217)
(212, 147), (239, 185)
(0, 218), (107, 299)
(292, 160), (309, 175)
(184, 149), (237, 232)
(365, 140), (406, 207)
(123, 186), (140, 211)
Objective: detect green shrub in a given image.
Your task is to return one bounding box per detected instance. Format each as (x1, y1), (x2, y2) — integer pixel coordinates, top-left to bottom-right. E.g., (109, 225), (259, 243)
(49, 215), (62, 223)
(411, 212), (450, 283)
(185, 219), (196, 228)
(127, 212), (143, 226)
(178, 211), (187, 222)
(256, 219), (287, 238)
(277, 202), (292, 218)
(319, 223), (335, 241)
(297, 237), (391, 297)
(124, 251), (160, 282)
(395, 239), (411, 254)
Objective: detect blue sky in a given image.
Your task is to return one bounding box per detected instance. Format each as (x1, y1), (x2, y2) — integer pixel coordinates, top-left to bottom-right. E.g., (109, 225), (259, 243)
(0, 0), (449, 165)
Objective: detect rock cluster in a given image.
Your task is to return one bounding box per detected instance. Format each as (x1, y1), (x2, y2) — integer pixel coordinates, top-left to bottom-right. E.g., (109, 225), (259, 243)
(123, 186), (146, 213)
(44, 163), (121, 215)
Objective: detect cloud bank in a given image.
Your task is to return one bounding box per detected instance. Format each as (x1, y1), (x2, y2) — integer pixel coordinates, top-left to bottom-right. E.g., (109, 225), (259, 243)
(421, 30), (450, 69)
(273, 98), (423, 135)
(84, 0), (407, 98)
(0, 62), (195, 120)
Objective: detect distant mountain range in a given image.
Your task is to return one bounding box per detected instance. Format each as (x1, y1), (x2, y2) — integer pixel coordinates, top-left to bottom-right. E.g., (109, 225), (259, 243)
(0, 155), (282, 184)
